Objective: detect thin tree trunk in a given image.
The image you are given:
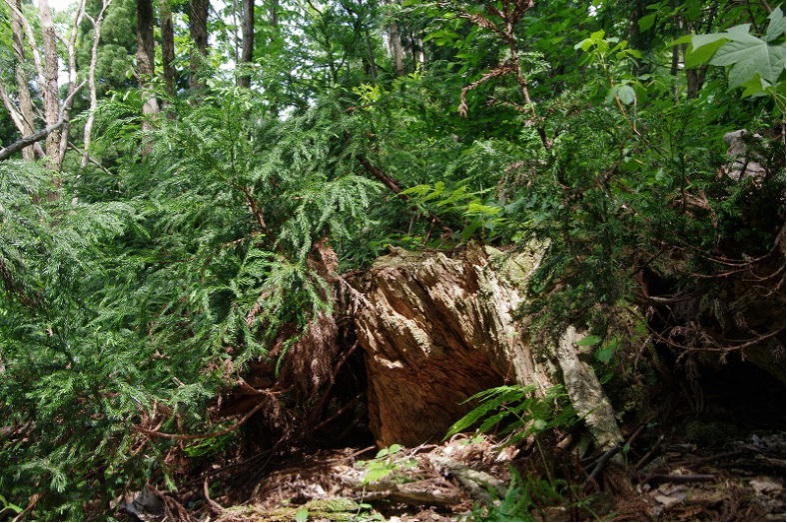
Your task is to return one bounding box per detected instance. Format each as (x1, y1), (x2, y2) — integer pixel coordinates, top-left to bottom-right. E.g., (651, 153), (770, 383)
(238, 0), (254, 87)
(189, 0), (209, 90)
(385, 0), (404, 76)
(230, 0), (240, 65)
(9, 0), (37, 161)
(136, 0), (159, 143)
(4, 0), (44, 83)
(82, 0), (112, 167)
(58, 0), (86, 166)
(269, 0), (278, 27)
(159, 0), (176, 99)
(38, 0), (63, 171)
(388, 22), (404, 76)
(0, 84), (33, 153)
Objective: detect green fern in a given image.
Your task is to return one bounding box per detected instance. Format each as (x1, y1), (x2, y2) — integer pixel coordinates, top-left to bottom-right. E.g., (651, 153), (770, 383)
(446, 385), (576, 445)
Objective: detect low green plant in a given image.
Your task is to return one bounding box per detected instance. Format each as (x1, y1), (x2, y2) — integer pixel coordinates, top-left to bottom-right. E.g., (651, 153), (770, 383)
(467, 467), (569, 522)
(356, 444), (417, 485)
(445, 385), (577, 446)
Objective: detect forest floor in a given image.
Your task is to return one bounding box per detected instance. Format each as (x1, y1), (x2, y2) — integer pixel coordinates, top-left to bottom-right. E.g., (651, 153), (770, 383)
(113, 356), (787, 522)
(120, 426), (785, 522)
(207, 432), (785, 522)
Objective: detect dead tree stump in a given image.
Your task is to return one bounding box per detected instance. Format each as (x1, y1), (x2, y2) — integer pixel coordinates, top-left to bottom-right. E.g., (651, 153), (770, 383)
(351, 244), (554, 447)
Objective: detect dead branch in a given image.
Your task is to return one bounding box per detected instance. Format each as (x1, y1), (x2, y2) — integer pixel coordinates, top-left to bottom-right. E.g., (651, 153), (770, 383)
(0, 119), (65, 162)
(135, 393), (271, 440)
(357, 156), (453, 235)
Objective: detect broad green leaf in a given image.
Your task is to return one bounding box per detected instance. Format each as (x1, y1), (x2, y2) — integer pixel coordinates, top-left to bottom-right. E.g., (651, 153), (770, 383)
(363, 467), (393, 484)
(596, 340), (620, 363)
(766, 7), (786, 42)
(711, 33), (786, 86)
(605, 84), (636, 105)
(685, 39), (727, 67)
(576, 335), (602, 346)
(723, 24), (760, 43)
(690, 32), (728, 49)
(739, 74), (770, 98)
(638, 14), (656, 32)
(617, 85), (636, 105)
(671, 34), (695, 46)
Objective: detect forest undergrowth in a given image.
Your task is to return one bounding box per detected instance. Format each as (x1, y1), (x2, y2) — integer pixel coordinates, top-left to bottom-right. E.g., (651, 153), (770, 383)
(0, 0), (784, 520)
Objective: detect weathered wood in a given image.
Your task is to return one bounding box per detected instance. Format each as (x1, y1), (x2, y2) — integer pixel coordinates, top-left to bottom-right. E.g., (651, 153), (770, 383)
(352, 243), (624, 451)
(352, 243), (551, 447)
(554, 326), (623, 450)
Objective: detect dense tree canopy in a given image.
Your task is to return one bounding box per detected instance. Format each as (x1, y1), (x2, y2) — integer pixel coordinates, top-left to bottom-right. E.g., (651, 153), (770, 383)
(0, 0), (784, 519)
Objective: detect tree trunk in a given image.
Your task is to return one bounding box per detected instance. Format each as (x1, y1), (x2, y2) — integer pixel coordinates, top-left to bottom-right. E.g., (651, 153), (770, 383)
(159, 0), (176, 99)
(82, 0), (112, 167)
(136, 0), (159, 142)
(189, 0), (209, 90)
(269, 0), (278, 27)
(238, 0), (254, 88)
(9, 0), (37, 161)
(350, 245), (541, 447)
(385, 0), (404, 76)
(388, 22), (404, 76)
(38, 0), (63, 171)
(58, 0), (86, 166)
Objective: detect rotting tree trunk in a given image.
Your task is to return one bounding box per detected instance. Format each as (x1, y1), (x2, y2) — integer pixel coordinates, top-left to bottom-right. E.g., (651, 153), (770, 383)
(351, 243), (622, 449)
(350, 244), (539, 447)
(233, 242), (623, 452)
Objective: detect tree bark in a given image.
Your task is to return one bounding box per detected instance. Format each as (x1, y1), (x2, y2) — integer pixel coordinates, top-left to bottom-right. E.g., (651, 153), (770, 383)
(58, 0), (86, 166)
(159, 0), (176, 99)
(269, 0), (278, 27)
(9, 0), (37, 161)
(238, 0), (254, 87)
(37, 0), (63, 171)
(351, 244), (623, 450)
(189, 0), (210, 90)
(136, 0), (159, 142)
(351, 244), (550, 446)
(385, 0), (404, 76)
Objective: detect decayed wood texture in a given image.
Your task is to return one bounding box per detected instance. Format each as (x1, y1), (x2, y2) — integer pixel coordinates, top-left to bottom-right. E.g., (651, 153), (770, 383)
(352, 244), (551, 447)
(352, 243), (624, 450)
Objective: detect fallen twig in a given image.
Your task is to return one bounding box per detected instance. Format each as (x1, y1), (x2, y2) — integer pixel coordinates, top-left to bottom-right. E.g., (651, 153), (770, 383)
(583, 422), (647, 490)
(646, 473), (716, 484)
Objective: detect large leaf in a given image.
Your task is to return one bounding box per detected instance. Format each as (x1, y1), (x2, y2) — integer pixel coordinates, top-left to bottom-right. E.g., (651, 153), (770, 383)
(691, 31), (729, 49)
(710, 25), (786, 86)
(766, 7), (785, 43)
(685, 38), (727, 68)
